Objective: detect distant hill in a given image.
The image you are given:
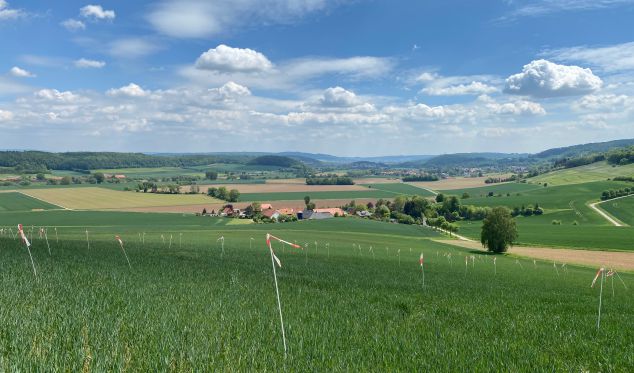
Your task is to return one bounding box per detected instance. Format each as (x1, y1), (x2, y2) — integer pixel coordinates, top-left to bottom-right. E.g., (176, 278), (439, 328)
(247, 155), (303, 168)
(532, 139), (634, 159)
(402, 153), (529, 168)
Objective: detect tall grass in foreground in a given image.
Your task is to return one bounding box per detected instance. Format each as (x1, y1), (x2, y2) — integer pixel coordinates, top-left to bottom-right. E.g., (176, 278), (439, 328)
(0, 226), (632, 371)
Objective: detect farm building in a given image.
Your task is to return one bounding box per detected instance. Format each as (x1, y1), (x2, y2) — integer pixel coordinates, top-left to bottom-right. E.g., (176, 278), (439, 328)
(262, 209), (281, 220)
(261, 203), (273, 210)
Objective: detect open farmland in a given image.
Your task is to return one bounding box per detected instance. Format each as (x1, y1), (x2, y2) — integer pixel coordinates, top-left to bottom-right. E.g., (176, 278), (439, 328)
(20, 187), (221, 210)
(0, 192), (61, 212)
(599, 195), (634, 226)
(184, 183), (369, 193)
(440, 182), (541, 197)
(363, 183), (436, 196)
(238, 190), (399, 202)
(0, 213), (632, 370)
(408, 175), (513, 191)
(530, 162), (634, 186)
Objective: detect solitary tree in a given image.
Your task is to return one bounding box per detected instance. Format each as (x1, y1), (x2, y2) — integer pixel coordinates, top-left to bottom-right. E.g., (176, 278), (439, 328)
(480, 207), (518, 253)
(93, 172), (105, 184)
(304, 195), (311, 206)
(228, 189), (240, 202)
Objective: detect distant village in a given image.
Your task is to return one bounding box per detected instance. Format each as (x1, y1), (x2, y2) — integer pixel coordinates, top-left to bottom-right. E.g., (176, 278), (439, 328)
(200, 204), (353, 222)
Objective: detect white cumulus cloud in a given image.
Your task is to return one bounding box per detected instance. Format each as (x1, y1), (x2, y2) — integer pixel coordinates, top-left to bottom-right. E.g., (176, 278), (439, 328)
(196, 45), (273, 73)
(74, 58), (106, 68)
(504, 59), (602, 98)
(107, 83), (149, 98)
(423, 81), (498, 96)
(61, 18), (86, 31)
(209, 81), (252, 100)
(9, 66), (35, 78)
(320, 87), (361, 107)
(34, 89), (83, 103)
(80, 4), (115, 20)
(0, 0), (23, 20)
(108, 38), (161, 59)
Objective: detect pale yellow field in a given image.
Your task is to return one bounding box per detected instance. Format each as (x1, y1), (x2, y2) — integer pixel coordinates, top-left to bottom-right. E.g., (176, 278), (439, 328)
(22, 187), (222, 210)
(183, 183), (368, 193)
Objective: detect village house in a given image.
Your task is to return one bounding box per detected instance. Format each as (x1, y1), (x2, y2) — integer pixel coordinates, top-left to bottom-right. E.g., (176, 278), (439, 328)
(262, 209), (281, 220)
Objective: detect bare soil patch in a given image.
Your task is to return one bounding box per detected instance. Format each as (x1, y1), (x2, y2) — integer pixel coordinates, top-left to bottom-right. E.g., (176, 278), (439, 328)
(438, 239), (634, 271)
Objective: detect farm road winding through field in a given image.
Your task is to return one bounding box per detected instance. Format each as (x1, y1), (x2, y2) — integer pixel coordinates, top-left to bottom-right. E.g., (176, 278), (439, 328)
(589, 195), (633, 227)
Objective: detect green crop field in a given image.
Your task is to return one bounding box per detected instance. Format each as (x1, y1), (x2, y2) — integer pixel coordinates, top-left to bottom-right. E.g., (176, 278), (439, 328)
(363, 183), (436, 196)
(239, 190), (398, 202)
(599, 195), (634, 226)
(0, 192), (61, 212)
(92, 167), (205, 178)
(440, 182), (541, 197)
(530, 161), (634, 186)
(454, 181), (634, 250)
(0, 212), (632, 370)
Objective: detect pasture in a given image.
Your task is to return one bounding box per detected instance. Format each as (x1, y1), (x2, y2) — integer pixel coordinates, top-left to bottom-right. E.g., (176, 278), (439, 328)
(0, 213), (632, 370)
(599, 195), (634, 226)
(0, 192), (61, 212)
(530, 161), (634, 186)
(363, 183), (436, 196)
(21, 187), (221, 210)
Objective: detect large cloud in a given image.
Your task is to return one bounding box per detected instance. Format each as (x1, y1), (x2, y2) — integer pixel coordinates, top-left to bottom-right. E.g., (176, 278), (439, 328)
(148, 0), (340, 38)
(504, 59), (602, 98)
(196, 45), (273, 73)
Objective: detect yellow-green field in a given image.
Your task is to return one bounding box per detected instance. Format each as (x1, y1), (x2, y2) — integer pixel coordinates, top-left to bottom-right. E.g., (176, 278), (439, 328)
(530, 161), (634, 186)
(21, 187), (221, 210)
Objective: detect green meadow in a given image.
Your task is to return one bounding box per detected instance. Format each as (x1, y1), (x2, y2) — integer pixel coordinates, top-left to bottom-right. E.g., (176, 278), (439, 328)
(238, 190), (398, 202)
(530, 161), (634, 186)
(599, 195), (634, 226)
(364, 183), (436, 196)
(0, 211), (632, 371)
(0, 192), (60, 212)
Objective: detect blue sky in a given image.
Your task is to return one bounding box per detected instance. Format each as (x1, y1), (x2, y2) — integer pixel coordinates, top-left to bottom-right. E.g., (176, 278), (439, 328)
(1, 0), (634, 156)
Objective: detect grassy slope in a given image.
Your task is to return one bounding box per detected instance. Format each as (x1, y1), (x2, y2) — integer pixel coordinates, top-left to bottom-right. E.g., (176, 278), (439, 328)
(363, 183), (436, 197)
(0, 214), (631, 370)
(599, 195), (634, 226)
(0, 192), (60, 212)
(456, 181), (634, 250)
(530, 161), (634, 186)
(439, 182), (541, 197)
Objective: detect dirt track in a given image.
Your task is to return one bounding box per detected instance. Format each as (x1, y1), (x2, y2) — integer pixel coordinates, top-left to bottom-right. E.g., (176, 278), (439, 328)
(438, 239), (634, 271)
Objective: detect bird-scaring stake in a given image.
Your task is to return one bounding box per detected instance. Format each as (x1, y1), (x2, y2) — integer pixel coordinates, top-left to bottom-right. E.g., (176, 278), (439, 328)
(18, 224), (37, 278)
(266, 233), (301, 359)
(115, 235), (132, 269)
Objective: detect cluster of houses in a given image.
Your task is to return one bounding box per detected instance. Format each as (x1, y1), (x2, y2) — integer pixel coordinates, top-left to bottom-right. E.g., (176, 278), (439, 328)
(203, 204), (348, 221)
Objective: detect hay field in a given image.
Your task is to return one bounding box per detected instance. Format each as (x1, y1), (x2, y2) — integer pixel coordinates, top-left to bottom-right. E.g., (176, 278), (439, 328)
(183, 183), (368, 193)
(530, 161), (634, 186)
(22, 187), (221, 210)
